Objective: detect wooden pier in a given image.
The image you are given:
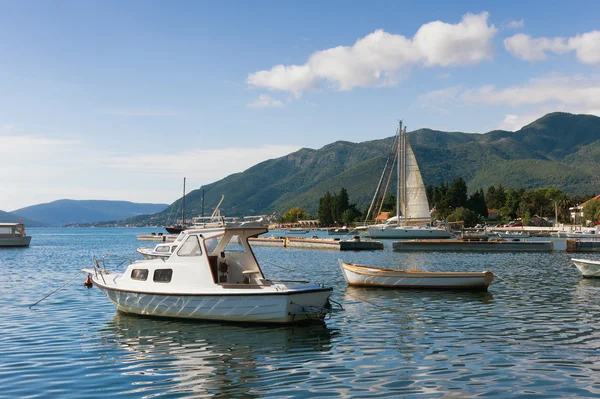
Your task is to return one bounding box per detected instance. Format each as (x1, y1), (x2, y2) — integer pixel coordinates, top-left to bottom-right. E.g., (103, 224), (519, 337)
(566, 239), (600, 252)
(393, 238), (554, 252)
(249, 236), (384, 251)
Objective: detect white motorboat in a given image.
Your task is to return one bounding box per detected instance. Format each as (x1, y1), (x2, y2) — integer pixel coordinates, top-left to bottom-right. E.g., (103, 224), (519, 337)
(0, 223), (32, 247)
(571, 258), (600, 278)
(497, 231), (530, 239)
(566, 228), (600, 239)
(339, 260), (494, 291)
(366, 121), (452, 239)
(136, 241), (180, 260)
(328, 226), (350, 235)
(287, 228), (310, 234)
(84, 225), (333, 324)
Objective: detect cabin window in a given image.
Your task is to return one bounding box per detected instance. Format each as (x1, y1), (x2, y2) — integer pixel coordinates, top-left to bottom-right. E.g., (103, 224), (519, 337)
(155, 246), (169, 253)
(170, 245), (178, 252)
(177, 235), (202, 257)
(153, 269), (173, 283)
(224, 235), (247, 253)
(203, 235), (222, 255)
(131, 269), (148, 281)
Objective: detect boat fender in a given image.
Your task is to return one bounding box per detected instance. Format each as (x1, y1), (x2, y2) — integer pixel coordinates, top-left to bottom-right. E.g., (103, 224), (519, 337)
(84, 273), (93, 288)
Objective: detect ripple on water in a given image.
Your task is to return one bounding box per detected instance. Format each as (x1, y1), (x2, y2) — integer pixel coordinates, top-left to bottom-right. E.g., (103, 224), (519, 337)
(2, 229), (600, 397)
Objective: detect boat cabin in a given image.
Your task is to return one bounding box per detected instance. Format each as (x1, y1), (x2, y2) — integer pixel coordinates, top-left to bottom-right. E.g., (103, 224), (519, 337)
(0, 223), (26, 238)
(122, 226), (268, 292)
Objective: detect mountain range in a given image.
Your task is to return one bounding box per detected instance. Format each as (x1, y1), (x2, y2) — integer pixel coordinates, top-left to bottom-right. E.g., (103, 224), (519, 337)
(1, 200), (168, 226)
(4, 112), (600, 227)
(131, 112), (599, 224)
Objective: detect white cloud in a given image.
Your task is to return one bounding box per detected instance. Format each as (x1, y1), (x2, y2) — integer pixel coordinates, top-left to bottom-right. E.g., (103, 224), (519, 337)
(504, 31), (600, 65)
(505, 19), (525, 29)
(247, 94), (285, 109)
(0, 129), (301, 210)
(247, 12), (497, 96)
(419, 75), (600, 130)
(461, 75), (600, 109)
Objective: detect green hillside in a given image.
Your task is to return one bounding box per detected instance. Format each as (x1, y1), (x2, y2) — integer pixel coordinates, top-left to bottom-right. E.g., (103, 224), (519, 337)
(130, 112), (600, 224)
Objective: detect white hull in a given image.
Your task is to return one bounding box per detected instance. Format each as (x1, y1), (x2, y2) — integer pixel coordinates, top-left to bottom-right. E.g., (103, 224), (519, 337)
(566, 233), (600, 239)
(0, 236), (31, 247)
(367, 226), (453, 239)
(339, 260), (493, 291)
(571, 258), (600, 278)
(497, 232), (530, 239)
(91, 276), (332, 324)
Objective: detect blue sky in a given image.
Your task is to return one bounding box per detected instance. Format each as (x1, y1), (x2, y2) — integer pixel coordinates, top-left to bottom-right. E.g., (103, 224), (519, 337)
(1, 1), (599, 210)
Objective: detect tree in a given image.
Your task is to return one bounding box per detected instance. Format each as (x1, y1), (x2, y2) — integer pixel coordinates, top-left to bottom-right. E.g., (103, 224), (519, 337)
(318, 192), (334, 226)
(467, 189), (488, 218)
(280, 207), (311, 223)
(583, 199), (600, 225)
(446, 207), (478, 227)
(446, 177), (468, 210)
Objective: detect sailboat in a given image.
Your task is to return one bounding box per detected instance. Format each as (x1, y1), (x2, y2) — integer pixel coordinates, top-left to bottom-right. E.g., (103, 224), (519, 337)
(165, 177), (187, 234)
(366, 121), (452, 239)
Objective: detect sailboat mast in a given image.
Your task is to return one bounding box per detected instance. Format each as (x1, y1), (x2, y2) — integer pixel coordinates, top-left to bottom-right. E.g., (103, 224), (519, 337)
(402, 125), (407, 222)
(396, 120), (402, 226)
(182, 177), (186, 227)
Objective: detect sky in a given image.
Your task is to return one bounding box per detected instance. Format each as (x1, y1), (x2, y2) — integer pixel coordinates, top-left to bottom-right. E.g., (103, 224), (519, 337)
(1, 0), (599, 210)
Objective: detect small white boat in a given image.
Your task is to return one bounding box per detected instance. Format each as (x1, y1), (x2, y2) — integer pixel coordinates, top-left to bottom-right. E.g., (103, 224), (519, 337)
(328, 226), (350, 235)
(136, 241), (180, 260)
(287, 228), (310, 234)
(566, 228), (600, 239)
(339, 260), (494, 291)
(0, 223), (32, 247)
(497, 231), (530, 239)
(84, 225), (333, 323)
(571, 258), (600, 278)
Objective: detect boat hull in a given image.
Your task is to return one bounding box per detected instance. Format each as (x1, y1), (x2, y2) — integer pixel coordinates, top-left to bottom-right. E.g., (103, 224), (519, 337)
(571, 258), (600, 278)
(0, 236), (32, 247)
(339, 261), (493, 291)
(93, 281), (332, 324)
(367, 227), (453, 239)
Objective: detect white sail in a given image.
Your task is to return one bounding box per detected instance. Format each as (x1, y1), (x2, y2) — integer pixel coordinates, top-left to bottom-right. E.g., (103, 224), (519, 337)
(403, 139), (431, 221)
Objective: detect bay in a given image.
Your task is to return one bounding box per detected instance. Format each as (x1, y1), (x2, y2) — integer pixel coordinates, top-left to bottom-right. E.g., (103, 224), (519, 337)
(1, 227), (600, 398)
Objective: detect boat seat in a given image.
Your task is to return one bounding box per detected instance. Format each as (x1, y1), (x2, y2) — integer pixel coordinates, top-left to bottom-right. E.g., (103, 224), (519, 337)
(242, 270), (260, 284)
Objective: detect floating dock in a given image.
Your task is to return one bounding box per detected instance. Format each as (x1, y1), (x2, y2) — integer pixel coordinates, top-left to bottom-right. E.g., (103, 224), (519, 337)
(393, 239), (554, 252)
(566, 239), (600, 252)
(137, 233), (178, 242)
(249, 236), (383, 251)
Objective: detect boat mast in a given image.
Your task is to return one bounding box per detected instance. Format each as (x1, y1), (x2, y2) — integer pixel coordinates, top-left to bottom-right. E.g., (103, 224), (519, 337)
(182, 177), (186, 227)
(397, 120), (402, 226)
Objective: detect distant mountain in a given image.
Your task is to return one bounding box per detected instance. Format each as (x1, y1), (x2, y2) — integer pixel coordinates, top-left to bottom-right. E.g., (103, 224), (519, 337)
(12, 200), (169, 226)
(0, 210), (46, 227)
(125, 112), (600, 224)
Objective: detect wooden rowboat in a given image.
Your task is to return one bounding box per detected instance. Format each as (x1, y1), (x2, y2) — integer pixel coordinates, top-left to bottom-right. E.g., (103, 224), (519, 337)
(338, 260), (494, 291)
(571, 258), (600, 278)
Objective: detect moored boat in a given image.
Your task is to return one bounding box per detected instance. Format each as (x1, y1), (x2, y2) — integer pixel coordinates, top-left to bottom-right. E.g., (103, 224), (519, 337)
(328, 226), (350, 235)
(0, 223), (32, 247)
(571, 258), (600, 277)
(566, 228), (600, 239)
(84, 225), (333, 323)
(136, 241), (181, 260)
(497, 231), (530, 239)
(338, 260), (493, 291)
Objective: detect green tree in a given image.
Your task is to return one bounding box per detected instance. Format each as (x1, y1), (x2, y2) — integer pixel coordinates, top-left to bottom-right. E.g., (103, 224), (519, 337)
(280, 207), (311, 223)
(446, 177), (468, 210)
(583, 199), (600, 224)
(446, 207), (478, 227)
(467, 189), (488, 218)
(318, 192), (334, 226)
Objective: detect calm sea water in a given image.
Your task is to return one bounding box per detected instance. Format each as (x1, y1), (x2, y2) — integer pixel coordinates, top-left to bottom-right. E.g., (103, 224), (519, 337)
(2, 227), (600, 398)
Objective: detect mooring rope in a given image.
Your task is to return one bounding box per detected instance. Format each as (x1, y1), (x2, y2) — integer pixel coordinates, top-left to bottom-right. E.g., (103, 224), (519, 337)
(255, 257), (296, 272)
(29, 270), (85, 309)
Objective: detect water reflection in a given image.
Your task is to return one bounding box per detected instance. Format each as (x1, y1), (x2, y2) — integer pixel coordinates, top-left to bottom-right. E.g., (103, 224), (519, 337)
(101, 313), (334, 397)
